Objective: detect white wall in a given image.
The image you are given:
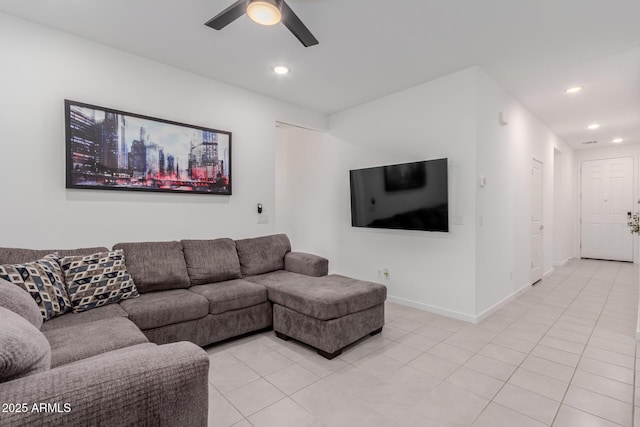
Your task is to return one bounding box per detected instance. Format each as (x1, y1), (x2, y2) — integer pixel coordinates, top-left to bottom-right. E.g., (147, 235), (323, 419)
(277, 67), (576, 321)
(277, 69), (479, 319)
(474, 69), (575, 316)
(0, 13), (327, 249)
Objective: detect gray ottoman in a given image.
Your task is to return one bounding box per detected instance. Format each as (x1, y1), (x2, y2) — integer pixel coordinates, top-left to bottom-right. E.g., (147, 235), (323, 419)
(268, 274), (387, 359)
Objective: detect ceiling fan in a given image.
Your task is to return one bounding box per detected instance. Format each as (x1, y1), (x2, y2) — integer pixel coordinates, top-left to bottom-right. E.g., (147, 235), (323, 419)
(205, 0), (319, 48)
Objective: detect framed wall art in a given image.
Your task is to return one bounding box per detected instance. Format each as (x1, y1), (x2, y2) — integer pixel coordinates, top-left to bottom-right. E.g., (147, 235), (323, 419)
(65, 100), (232, 195)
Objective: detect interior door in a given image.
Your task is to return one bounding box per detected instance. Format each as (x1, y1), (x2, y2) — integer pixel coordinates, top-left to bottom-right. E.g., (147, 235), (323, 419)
(531, 159), (543, 284)
(581, 157), (633, 261)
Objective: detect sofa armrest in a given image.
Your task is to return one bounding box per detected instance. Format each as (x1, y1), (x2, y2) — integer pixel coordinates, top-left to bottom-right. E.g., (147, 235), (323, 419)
(0, 342), (209, 427)
(284, 252), (328, 277)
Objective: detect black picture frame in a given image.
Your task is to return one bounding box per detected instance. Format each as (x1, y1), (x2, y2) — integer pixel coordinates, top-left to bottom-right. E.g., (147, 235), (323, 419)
(65, 100), (232, 195)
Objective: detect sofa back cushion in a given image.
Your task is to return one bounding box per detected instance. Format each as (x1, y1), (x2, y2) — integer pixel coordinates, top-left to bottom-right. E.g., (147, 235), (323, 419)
(112, 241), (190, 293)
(181, 239), (242, 286)
(0, 247), (109, 265)
(0, 307), (51, 383)
(235, 234), (291, 277)
(0, 278), (43, 329)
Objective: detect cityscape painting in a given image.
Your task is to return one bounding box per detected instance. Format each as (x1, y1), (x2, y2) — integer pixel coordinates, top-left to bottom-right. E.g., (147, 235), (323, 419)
(65, 100), (232, 195)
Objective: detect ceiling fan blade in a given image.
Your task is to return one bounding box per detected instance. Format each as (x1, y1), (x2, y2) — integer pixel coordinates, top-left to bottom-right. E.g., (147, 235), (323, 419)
(281, 1), (319, 47)
(205, 0), (247, 30)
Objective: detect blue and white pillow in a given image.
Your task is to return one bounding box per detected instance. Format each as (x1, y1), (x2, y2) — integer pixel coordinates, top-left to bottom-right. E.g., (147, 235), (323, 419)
(0, 254), (72, 321)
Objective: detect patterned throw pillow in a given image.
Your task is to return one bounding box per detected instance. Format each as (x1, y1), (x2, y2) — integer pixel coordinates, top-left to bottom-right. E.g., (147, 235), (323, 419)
(60, 250), (139, 313)
(0, 254), (72, 321)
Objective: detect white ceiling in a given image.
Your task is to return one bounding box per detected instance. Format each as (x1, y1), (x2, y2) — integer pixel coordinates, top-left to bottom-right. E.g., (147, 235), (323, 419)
(1, 0), (639, 150)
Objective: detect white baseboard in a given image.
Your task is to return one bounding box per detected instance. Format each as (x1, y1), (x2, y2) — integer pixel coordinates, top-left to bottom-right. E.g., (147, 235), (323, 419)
(543, 268), (554, 278)
(388, 283), (532, 325)
(553, 258), (572, 268)
(473, 283), (531, 324)
(386, 296), (476, 323)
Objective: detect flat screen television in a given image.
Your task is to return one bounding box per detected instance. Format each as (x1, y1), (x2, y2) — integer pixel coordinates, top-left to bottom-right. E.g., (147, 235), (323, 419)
(350, 158), (449, 232)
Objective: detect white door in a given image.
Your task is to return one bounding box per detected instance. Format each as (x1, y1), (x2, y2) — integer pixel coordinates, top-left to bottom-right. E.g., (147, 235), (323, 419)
(581, 157), (633, 261)
(531, 159), (543, 284)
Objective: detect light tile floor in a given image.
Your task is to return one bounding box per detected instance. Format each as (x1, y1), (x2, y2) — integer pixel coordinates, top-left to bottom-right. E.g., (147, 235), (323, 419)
(205, 259), (639, 427)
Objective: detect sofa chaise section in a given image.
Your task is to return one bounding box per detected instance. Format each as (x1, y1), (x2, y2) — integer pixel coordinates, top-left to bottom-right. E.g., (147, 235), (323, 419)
(247, 270), (386, 358)
(236, 235), (386, 359)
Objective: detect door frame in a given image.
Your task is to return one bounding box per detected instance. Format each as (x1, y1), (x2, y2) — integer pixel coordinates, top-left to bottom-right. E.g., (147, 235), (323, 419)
(531, 157), (544, 285)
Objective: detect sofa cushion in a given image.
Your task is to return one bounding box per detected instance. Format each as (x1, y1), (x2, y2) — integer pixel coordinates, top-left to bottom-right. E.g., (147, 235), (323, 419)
(0, 307), (51, 383)
(0, 254), (72, 321)
(0, 277), (43, 329)
(189, 279), (268, 315)
(119, 289), (209, 330)
(60, 249), (139, 313)
(246, 271), (387, 320)
(113, 241), (190, 293)
(181, 239), (242, 286)
(40, 304), (128, 332)
(235, 234), (291, 276)
(43, 317), (148, 368)
(0, 247), (109, 265)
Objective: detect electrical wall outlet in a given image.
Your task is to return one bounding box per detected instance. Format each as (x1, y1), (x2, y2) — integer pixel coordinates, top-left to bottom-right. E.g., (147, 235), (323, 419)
(377, 269), (391, 280)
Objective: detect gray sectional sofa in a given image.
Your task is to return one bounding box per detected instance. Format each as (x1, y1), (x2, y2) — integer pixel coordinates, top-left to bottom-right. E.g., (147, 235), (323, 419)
(0, 234), (386, 426)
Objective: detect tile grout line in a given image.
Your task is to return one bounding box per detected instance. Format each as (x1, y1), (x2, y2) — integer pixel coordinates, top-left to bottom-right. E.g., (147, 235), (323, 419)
(426, 267), (583, 425)
(457, 271), (577, 425)
(550, 262), (625, 427)
(213, 341), (324, 426)
(470, 261), (606, 426)
(470, 282), (570, 424)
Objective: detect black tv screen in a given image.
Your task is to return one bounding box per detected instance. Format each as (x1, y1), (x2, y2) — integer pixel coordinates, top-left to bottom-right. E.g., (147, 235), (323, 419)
(350, 158), (449, 232)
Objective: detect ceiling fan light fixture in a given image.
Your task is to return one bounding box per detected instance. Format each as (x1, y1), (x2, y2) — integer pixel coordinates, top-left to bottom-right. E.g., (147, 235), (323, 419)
(247, 0), (282, 26)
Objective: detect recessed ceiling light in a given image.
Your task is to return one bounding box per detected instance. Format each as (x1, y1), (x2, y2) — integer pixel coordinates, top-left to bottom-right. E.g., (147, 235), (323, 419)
(564, 86), (583, 94)
(587, 123), (600, 130)
(613, 138), (624, 143)
(273, 65), (289, 75)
